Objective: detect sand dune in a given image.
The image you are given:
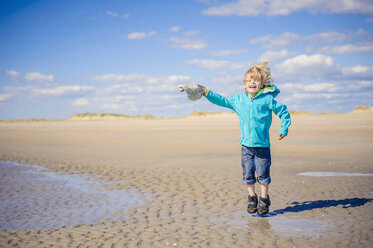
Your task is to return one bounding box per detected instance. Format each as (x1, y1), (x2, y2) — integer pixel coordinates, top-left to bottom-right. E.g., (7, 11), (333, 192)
(0, 112), (372, 247)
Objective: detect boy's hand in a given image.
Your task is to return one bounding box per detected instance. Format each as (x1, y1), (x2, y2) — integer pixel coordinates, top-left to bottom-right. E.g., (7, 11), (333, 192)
(198, 85), (207, 96)
(278, 134), (286, 140)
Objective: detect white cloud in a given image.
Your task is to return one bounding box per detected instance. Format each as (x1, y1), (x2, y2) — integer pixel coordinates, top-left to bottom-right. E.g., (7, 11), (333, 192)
(209, 74), (243, 84)
(94, 95), (137, 110)
(187, 59), (247, 71)
(359, 80), (373, 87)
(6, 70), (20, 82)
(72, 98), (89, 106)
(303, 83), (337, 92)
(318, 44), (373, 54)
(95, 95), (139, 111)
(90, 73), (191, 94)
(342, 65), (373, 78)
(32, 86), (94, 96)
(0, 94), (11, 101)
(1, 86), (34, 96)
(277, 78), (373, 113)
(202, 0), (373, 16)
(90, 74), (157, 84)
(305, 32), (347, 43)
(25, 72), (55, 84)
(90, 73), (190, 84)
(127, 31), (157, 39)
(122, 13), (129, 19)
(184, 29), (200, 37)
(106, 11), (118, 17)
(170, 26), (180, 32)
(275, 54), (338, 80)
(196, 0), (218, 4)
(6, 70), (19, 77)
(250, 32), (300, 49)
(102, 83), (144, 94)
(278, 82), (303, 92)
(258, 49), (297, 62)
(211, 49), (248, 57)
(202, 0), (259, 16)
(170, 37), (207, 50)
(291, 93), (336, 100)
(166, 75), (191, 83)
(96, 95), (136, 103)
(101, 104), (120, 109)
(278, 82), (338, 93)
(250, 31), (351, 49)
(344, 65), (371, 74)
(90, 72), (196, 115)
(146, 85), (179, 94)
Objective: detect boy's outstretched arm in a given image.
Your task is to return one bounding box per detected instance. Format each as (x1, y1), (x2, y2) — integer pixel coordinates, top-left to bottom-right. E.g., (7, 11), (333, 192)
(269, 98), (291, 140)
(199, 85), (236, 111)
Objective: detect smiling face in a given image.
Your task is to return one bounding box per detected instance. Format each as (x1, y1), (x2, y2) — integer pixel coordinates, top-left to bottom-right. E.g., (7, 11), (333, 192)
(244, 76), (264, 97)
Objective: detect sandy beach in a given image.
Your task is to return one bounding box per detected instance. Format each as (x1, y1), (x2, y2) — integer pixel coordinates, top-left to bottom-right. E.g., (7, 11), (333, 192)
(0, 112), (372, 247)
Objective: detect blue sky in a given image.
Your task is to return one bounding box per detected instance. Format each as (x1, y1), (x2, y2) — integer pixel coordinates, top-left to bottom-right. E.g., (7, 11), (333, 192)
(1, 0), (373, 119)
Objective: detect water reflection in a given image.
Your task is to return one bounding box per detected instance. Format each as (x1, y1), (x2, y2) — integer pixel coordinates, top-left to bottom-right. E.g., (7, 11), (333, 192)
(298, 171), (373, 177)
(211, 211), (332, 237)
(0, 161), (150, 229)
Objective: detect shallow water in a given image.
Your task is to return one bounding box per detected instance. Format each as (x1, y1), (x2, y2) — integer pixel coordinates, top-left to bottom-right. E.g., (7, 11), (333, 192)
(269, 216), (332, 237)
(211, 211), (332, 237)
(298, 171), (373, 177)
(0, 161), (150, 229)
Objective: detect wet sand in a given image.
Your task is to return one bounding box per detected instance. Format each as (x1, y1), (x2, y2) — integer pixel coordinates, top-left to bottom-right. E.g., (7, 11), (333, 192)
(0, 112), (372, 247)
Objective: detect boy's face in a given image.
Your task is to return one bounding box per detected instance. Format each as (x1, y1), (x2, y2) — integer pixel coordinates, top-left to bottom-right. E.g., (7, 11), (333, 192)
(244, 76), (263, 95)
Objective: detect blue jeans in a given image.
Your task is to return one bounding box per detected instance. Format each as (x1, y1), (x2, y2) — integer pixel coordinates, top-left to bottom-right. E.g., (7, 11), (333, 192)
(241, 145), (271, 185)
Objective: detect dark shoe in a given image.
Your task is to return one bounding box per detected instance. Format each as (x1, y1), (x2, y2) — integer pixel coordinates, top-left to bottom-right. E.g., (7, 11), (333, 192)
(257, 195), (271, 216)
(247, 194), (258, 214)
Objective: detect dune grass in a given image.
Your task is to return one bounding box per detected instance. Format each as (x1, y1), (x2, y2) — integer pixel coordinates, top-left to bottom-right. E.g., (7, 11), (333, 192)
(188, 111), (235, 117)
(353, 106), (372, 111)
(69, 113), (157, 120)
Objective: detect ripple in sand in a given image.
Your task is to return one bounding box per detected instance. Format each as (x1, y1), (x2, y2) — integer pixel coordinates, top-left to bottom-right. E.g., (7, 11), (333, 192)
(298, 171), (373, 177)
(0, 161), (150, 230)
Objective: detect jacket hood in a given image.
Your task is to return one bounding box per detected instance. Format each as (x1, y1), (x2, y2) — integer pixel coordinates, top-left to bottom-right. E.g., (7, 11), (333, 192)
(256, 84), (280, 98)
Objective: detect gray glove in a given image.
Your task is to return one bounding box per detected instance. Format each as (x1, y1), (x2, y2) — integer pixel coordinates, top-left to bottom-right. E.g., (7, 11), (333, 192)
(178, 83), (204, 101)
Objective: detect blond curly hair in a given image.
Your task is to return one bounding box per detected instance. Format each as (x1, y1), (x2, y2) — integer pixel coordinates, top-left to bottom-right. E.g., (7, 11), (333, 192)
(243, 62), (273, 87)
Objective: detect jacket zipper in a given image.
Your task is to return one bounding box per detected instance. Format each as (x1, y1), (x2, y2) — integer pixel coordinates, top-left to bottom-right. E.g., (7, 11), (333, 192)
(250, 97), (253, 147)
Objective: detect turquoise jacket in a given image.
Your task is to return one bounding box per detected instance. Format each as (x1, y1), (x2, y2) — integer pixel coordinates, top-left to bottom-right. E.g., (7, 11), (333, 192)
(205, 85), (291, 147)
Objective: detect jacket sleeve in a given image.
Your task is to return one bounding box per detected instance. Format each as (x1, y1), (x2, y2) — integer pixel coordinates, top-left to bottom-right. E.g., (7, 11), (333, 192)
(269, 97), (291, 136)
(204, 89), (236, 111)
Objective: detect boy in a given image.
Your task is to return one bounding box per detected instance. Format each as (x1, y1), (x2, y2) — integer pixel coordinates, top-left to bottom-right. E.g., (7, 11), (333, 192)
(199, 62), (291, 215)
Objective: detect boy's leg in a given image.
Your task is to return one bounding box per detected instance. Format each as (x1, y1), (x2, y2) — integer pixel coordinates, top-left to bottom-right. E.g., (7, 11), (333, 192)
(247, 184), (258, 214)
(247, 184), (256, 196)
(241, 145), (256, 186)
(254, 147), (271, 187)
(254, 147), (272, 215)
(260, 184), (268, 199)
(241, 145), (258, 214)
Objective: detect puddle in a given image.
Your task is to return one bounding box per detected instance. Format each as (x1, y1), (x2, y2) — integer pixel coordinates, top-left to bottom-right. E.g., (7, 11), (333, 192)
(210, 211), (332, 237)
(298, 171), (373, 177)
(0, 161), (150, 229)
(269, 216), (331, 237)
